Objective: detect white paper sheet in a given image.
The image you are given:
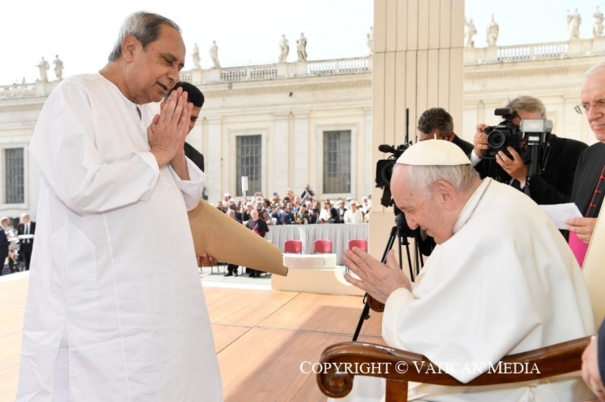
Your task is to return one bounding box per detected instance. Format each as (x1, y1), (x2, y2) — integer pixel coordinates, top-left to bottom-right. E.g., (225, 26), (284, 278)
(539, 203), (582, 230)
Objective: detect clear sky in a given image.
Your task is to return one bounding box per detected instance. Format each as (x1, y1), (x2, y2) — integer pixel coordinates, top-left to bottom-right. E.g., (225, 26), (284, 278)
(0, 0), (602, 85)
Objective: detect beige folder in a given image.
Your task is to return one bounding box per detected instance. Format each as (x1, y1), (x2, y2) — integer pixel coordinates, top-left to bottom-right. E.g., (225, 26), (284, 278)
(582, 202), (605, 328)
(188, 200), (288, 276)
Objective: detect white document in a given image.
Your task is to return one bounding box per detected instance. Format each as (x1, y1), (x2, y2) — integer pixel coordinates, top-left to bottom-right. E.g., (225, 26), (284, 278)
(540, 203), (582, 230)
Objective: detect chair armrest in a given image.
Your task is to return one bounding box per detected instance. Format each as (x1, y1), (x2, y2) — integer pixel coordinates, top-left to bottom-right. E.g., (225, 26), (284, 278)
(317, 337), (590, 399)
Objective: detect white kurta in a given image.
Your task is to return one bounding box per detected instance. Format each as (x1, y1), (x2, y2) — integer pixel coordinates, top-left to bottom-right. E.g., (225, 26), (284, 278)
(335, 179), (595, 402)
(17, 74), (223, 402)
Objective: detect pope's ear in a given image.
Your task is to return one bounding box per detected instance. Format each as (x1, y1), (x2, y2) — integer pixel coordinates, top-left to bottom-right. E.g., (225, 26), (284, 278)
(434, 181), (456, 206)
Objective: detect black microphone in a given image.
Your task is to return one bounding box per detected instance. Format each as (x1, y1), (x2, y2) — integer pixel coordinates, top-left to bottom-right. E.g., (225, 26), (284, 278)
(378, 144), (397, 153)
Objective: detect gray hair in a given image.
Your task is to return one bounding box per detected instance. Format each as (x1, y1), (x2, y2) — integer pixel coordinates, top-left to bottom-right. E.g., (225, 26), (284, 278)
(584, 61), (605, 80)
(0, 217), (8, 225)
(505, 96), (546, 119)
(108, 12), (180, 61)
(402, 164), (479, 199)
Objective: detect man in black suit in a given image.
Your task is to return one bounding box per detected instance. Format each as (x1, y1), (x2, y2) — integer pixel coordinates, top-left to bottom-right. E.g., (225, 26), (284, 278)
(472, 96), (587, 205)
(0, 217), (10, 275)
(417, 107), (474, 155)
(163, 82), (205, 172)
(18, 213), (36, 271)
(566, 62), (605, 265)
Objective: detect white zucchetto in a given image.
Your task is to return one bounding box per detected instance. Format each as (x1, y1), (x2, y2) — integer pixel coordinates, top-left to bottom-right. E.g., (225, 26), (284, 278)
(396, 139), (471, 166)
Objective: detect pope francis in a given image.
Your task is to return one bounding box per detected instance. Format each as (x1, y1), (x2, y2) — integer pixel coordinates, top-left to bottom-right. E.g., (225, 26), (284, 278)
(338, 140), (595, 401)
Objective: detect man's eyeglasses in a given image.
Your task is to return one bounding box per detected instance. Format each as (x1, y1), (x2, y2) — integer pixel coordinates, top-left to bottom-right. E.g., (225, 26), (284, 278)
(575, 99), (605, 114)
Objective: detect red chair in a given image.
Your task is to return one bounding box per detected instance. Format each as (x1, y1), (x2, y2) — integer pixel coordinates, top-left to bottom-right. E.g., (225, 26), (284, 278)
(348, 239), (368, 252)
(313, 239), (333, 253)
(284, 239), (303, 254)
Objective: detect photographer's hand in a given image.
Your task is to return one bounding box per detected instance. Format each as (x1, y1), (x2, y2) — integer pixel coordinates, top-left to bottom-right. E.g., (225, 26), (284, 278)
(473, 124), (489, 158)
(496, 147), (527, 183)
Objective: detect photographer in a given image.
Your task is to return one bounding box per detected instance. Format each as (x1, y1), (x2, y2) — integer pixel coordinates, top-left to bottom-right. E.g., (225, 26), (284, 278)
(300, 184), (315, 202)
(417, 107), (474, 155)
(472, 96), (587, 205)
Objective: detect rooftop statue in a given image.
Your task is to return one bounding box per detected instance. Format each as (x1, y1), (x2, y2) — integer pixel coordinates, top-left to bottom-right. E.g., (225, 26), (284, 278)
(297, 32), (307, 61)
(568, 8), (582, 40)
(209, 40), (220, 69)
(464, 18), (477, 48)
(593, 6), (604, 37)
(278, 34), (289, 62)
(36, 57), (50, 82)
(486, 15), (499, 46)
(192, 43), (201, 69)
(53, 55), (64, 80)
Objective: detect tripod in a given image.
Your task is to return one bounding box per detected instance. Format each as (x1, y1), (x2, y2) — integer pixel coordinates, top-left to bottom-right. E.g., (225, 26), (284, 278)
(351, 223), (424, 341)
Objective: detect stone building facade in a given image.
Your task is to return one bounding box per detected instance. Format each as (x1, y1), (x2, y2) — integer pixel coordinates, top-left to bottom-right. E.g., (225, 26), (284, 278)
(0, 37), (603, 220)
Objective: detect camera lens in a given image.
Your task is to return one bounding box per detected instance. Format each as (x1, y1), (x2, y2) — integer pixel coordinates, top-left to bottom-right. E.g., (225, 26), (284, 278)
(487, 130), (506, 149)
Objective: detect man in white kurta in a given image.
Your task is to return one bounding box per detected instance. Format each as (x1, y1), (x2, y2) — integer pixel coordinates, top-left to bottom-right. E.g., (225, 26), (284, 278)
(16, 12), (222, 402)
(339, 140), (595, 401)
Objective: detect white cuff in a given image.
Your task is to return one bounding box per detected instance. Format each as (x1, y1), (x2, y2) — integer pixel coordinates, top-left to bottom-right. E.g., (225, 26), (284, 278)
(470, 150), (482, 167)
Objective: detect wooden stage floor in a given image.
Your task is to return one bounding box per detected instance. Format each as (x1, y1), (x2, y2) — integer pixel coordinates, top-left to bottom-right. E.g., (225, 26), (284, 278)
(0, 274), (384, 401)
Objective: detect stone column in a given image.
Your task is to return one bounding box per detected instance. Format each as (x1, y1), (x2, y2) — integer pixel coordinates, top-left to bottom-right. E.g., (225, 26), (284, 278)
(273, 113), (290, 194)
(205, 116), (223, 202)
(293, 112), (310, 192)
(362, 107), (373, 197)
(370, 0), (465, 273)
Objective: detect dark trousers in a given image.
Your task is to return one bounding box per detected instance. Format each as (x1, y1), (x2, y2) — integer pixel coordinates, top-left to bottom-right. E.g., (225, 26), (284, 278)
(0, 247), (8, 276)
(21, 244), (32, 270)
(227, 264), (239, 275)
(246, 268), (261, 277)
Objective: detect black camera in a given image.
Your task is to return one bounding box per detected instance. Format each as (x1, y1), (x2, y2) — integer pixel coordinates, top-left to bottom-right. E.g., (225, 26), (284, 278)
(482, 108), (523, 159)
(375, 144), (410, 193)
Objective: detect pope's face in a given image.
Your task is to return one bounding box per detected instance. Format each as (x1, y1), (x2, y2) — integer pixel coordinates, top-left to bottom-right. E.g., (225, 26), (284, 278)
(125, 24), (185, 104)
(392, 165), (454, 244)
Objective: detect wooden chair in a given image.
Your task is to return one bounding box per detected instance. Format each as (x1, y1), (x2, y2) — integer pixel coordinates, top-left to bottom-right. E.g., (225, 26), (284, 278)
(317, 336), (591, 401)
(284, 239), (303, 254)
(314, 239), (333, 253)
(348, 239), (368, 252)
(318, 286), (599, 400)
(318, 229), (604, 400)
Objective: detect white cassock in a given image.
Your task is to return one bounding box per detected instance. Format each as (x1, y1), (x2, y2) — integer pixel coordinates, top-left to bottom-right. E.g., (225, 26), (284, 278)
(16, 74), (223, 402)
(333, 179), (595, 402)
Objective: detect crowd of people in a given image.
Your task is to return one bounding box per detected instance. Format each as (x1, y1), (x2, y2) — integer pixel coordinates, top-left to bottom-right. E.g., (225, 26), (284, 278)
(214, 186), (372, 227)
(0, 213), (35, 276)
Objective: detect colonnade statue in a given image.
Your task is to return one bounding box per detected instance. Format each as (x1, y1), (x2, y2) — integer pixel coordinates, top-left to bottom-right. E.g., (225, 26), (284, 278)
(568, 8), (582, 40)
(278, 34), (289, 62)
(594, 6), (604, 37)
(464, 18), (477, 48)
(486, 15), (499, 46)
(36, 57), (50, 82)
(53, 55), (64, 81)
(192, 43), (201, 69)
(296, 32), (307, 61)
(209, 40), (220, 69)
